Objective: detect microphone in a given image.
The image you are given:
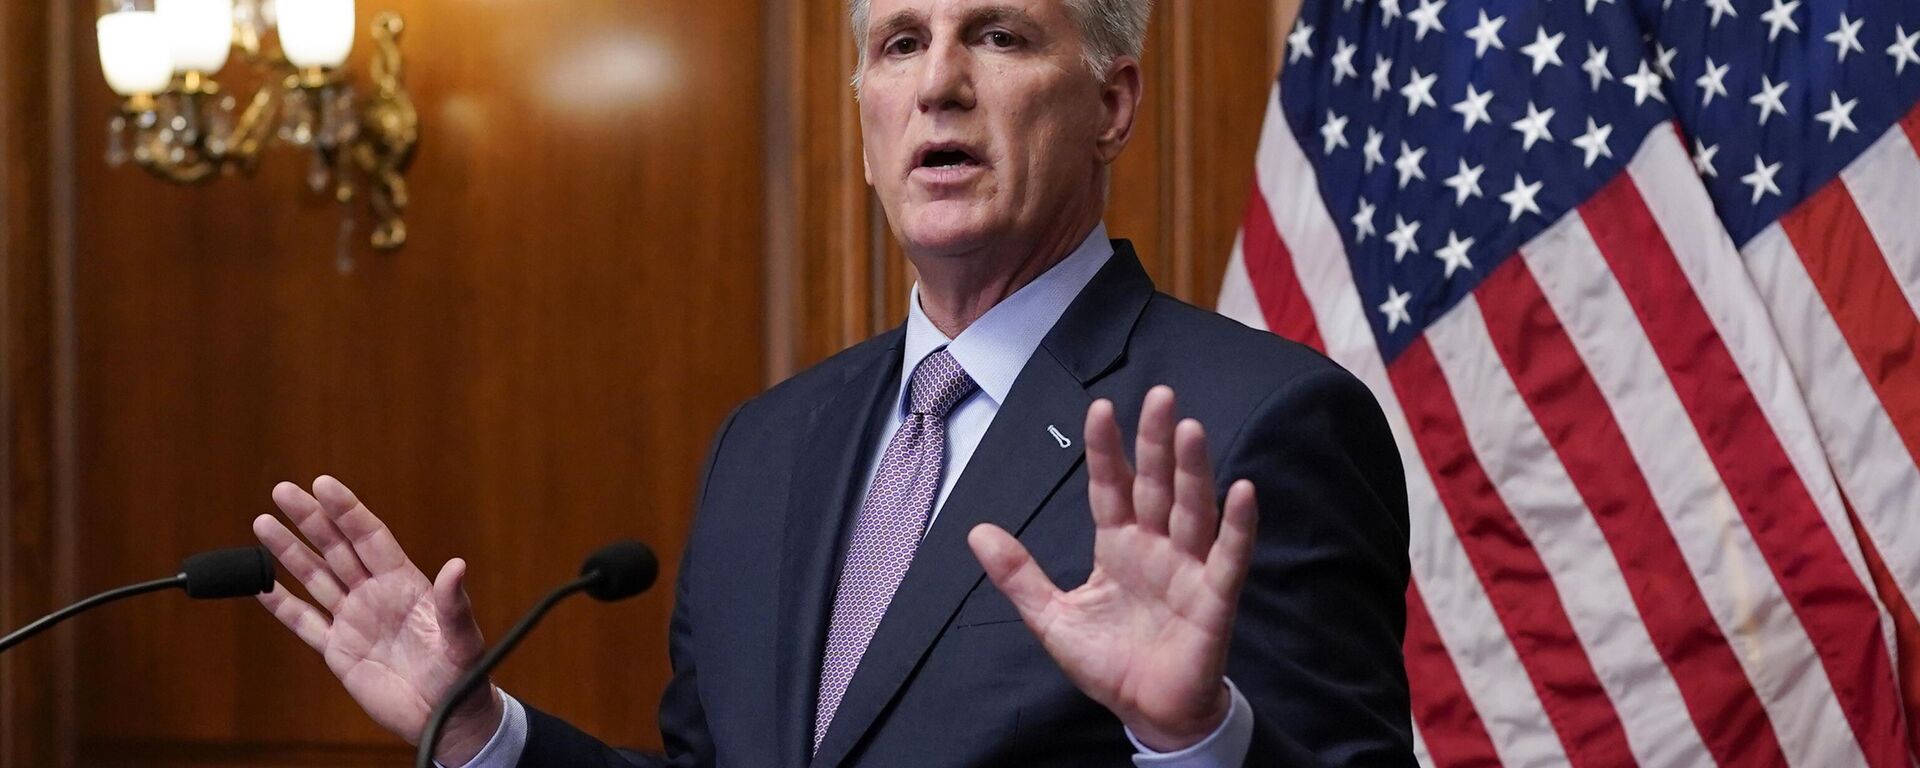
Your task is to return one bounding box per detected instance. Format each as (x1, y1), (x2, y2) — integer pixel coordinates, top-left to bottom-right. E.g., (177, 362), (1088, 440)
(416, 540), (658, 768)
(0, 546), (275, 653)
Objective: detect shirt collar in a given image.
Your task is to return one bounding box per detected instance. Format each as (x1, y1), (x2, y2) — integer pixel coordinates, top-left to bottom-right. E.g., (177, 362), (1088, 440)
(899, 222), (1115, 410)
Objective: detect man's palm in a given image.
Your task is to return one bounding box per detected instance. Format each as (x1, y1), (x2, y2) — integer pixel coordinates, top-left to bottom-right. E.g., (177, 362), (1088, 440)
(969, 387), (1258, 751)
(252, 477), (499, 763)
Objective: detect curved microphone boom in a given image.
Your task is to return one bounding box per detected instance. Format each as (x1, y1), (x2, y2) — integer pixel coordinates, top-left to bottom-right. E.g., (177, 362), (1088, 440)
(416, 540), (658, 768)
(0, 546), (275, 654)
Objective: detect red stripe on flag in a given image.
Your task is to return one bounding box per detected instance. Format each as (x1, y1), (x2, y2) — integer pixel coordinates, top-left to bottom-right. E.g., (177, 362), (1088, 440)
(1240, 183), (1326, 352)
(1405, 581), (1502, 768)
(1778, 179), (1920, 469)
(1473, 256), (1789, 768)
(1580, 173), (1909, 766)
(1838, 485), (1920, 761)
(1388, 338), (1636, 767)
(1901, 105), (1920, 158)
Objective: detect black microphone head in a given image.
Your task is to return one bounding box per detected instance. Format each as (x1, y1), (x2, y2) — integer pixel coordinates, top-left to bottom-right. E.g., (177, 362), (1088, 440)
(180, 547), (276, 599)
(580, 540), (657, 602)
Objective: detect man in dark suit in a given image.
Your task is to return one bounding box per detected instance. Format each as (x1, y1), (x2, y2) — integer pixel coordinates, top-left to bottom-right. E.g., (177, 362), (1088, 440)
(249, 0), (1414, 765)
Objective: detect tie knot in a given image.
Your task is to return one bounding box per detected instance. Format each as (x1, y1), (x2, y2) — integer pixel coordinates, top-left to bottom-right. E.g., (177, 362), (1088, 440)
(907, 349), (977, 417)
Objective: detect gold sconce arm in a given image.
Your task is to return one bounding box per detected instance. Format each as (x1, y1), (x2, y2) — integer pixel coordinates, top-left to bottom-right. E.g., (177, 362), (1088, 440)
(107, 9), (419, 252)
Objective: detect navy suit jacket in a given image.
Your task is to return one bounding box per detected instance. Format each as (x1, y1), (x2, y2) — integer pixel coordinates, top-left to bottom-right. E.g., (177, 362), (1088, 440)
(517, 242), (1415, 767)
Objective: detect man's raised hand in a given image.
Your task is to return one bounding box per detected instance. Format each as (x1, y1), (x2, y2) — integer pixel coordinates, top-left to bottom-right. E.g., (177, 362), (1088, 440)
(252, 475), (503, 766)
(967, 386), (1259, 752)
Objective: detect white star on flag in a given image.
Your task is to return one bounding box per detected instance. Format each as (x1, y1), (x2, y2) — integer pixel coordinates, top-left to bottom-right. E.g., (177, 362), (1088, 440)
(1408, 0), (1447, 41)
(1826, 13), (1864, 62)
(1693, 139), (1719, 177)
(1435, 232), (1474, 278)
(1443, 159), (1485, 204)
(1889, 25), (1920, 75)
(1741, 155), (1783, 203)
(1387, 216), (1422, 261)
(1320, 110), (1351, 154)
(1332, 38), (1360, 84)
(1377, 285), (1412, 332)
(1401, 68), (1439, 115)
(1351, 198), (1378, 242)
(1751, 75), (1790, 126)
(1511, 101), (1556, 150)
(1623, 59), (1666, 105)
(1760, 0), (1800, 42)
(1696, 58), (1729, 106)
(1813, 92), (1858, 141)
(1466, 11), (1506, 58)
(1520, 27), (1566, 74)
(1396, 141), (1428, 188)
(1583, 44), (1613, 91)
(1288, 20), (1314, 63)
(1572, 118), (1614, 167)
(1452, 84), (1495, 132)
(1499, 173), (1543, 221)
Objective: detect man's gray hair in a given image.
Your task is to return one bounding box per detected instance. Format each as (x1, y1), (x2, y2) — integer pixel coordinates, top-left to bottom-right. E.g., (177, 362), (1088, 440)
(849, 0), (1152, 90)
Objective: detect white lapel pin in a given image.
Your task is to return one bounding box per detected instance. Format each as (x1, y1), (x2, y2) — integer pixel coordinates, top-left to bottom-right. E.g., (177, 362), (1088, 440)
(1047, 425), (1072, 449)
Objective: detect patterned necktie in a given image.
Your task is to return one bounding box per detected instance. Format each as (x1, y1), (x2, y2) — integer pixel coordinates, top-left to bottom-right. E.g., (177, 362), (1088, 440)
(813, 348), (978, 752)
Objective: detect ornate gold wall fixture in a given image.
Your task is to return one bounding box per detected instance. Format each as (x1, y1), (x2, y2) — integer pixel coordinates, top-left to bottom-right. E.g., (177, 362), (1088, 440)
(95, 0), (419, 251)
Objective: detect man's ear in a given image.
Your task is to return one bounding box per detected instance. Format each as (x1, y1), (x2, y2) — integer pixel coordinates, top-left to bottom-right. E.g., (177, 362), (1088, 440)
(1095, 56), (1143, 165)
(862, 149), (873, 186)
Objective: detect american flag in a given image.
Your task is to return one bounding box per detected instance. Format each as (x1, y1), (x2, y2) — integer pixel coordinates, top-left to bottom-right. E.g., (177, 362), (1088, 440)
(1214, 0), (1920, 764)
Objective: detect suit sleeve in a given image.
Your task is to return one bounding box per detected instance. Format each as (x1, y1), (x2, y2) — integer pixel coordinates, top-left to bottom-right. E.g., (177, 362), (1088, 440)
(515, 405), (745, 768)
(1216, 366), (1415, 767)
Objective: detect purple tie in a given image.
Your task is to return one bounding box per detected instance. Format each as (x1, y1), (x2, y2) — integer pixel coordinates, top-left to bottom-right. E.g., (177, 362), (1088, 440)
(813, 348), (978, 752)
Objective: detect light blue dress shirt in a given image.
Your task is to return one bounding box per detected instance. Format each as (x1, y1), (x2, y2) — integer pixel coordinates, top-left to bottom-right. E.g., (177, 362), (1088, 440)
(451, 223), (1252, 768)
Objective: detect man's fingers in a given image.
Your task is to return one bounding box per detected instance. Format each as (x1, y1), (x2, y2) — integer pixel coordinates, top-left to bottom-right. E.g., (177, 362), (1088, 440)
(257, 582), (330, 654)
(313, 475), (416, 577)
(1132, 386), (1176, 535)
(253, 513), (347, 611)
(967, 523), (1062, 625)
(1205, 480), (1260, 597)
(432, 558), (487, 668)
(273, 481), (371, 588)
(1083, 399), (1135, 528)
(1168, 419), (1219, 559)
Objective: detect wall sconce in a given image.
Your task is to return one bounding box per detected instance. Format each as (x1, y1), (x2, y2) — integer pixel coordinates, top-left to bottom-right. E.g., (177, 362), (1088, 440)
(95, 0), (419, 251)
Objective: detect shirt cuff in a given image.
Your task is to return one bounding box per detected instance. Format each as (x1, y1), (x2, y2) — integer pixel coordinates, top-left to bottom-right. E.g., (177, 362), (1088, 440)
(437, 691), (530, 768)
(1126, 678), (1255, 768)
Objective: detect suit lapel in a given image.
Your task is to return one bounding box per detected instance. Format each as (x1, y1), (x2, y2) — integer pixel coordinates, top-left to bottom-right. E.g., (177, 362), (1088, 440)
(774, 335), (903, 768)
(809, 241), (1155, 768)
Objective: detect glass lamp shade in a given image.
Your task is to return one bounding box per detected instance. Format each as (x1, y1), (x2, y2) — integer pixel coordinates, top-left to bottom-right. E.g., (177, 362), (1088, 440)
(155, 0), (234, 73)
(276, 0), (354, 69)
(97, 9), (175, 96)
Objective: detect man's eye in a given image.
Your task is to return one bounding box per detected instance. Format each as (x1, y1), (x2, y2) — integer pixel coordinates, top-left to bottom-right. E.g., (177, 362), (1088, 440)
(983, 30), (1017, 48)
(887, 37), (921, 55)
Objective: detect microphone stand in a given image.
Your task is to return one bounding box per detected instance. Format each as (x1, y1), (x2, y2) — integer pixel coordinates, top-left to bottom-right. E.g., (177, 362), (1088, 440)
(0, 575), (186, 653)
(415, 571), (601, 768)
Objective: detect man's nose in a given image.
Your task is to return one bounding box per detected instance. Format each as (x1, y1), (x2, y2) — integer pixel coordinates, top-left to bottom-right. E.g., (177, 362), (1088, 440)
(915, 38), (975, 113)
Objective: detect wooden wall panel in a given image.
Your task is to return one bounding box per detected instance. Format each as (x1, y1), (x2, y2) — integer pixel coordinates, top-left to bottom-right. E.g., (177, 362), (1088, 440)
(1, 0), (76, 764)
(56, 0), (766, 762)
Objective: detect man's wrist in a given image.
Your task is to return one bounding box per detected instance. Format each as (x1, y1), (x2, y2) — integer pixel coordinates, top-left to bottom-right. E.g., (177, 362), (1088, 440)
(429, 684), (506, 767)
(1124, 680), (1234, 753)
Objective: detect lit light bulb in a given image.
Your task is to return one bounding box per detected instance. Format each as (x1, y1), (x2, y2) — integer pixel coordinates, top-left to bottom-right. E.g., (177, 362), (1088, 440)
(155, 0), (233, 74)
(277, 0), (354, 69)
(97, 10), (175, 96)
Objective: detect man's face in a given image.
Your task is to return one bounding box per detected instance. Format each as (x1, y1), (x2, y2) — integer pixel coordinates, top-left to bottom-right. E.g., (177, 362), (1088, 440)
(857, 0), (1130, 258)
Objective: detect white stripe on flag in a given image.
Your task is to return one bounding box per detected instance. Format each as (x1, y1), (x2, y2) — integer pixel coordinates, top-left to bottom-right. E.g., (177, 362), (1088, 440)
(1739, 222), (1920, 624)
(1626, 131), (1873, 590)
(1840, 126), (1920, 322)
(1254, 86), (1570, 768)
(1424, 294), (1710, 766)
(1519, 213), (1870, 768)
